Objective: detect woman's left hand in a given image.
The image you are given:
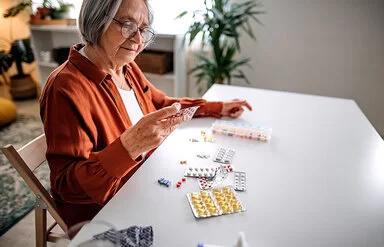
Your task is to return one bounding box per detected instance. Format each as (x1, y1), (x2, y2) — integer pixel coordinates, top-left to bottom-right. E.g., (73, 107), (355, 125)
(221, 99), (252, 118)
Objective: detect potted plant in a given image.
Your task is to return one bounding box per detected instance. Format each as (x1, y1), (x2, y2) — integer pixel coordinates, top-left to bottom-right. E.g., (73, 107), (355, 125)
(2, 0), (32, 18)
(0, 38), (37, 99)
(0, 49), (14, 99)
(177, 0), (265, 93)
(36, 0), (54, 19)
(3, 0), (55, 20)
(52, 0), (74, 19)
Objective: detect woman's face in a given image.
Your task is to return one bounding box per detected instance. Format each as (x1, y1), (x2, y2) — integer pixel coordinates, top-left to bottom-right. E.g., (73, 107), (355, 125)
(99, 0), (148, 66)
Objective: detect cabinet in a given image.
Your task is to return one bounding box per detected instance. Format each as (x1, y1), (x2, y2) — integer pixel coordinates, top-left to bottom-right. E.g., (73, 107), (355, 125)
(30, 25), (187, 97)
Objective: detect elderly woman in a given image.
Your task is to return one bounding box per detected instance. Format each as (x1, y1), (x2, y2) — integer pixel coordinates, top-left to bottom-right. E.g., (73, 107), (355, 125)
(40, 0), (252, 227)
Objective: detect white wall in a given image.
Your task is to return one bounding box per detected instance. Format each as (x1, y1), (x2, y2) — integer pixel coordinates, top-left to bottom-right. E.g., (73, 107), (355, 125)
(234, 0), (384, 135)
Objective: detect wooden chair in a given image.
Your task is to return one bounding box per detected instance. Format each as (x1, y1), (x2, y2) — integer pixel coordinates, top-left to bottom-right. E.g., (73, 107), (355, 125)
(1, 134), (68, 247)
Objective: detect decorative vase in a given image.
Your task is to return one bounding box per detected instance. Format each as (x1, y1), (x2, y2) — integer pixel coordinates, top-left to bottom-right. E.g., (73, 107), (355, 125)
(37, 7), (53, 19)
(10, 74), (37, 99)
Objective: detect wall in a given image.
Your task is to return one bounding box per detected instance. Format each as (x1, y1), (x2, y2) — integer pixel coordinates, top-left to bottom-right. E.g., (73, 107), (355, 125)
(233, 0), (384, 135)
(0, 0), (40, 94)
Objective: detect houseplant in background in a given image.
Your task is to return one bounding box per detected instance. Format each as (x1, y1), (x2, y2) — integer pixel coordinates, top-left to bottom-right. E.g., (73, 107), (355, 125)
(3, 0), (52, 19)
(177, 0), (265, 93)
(51, 0), (74, 20)
(0, 38), (37, 99)
(0, 48), (14, 99)
(4, 0), (73, 22)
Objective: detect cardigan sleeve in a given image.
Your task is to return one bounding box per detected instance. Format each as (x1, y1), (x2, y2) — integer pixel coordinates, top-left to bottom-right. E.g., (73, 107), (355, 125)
(40, 75), (142, 205)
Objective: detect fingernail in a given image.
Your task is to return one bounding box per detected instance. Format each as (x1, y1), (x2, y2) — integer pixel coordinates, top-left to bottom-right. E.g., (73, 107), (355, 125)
(173, 103), (181, 110)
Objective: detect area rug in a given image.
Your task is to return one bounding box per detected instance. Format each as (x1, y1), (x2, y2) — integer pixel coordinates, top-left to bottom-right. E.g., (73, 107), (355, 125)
(0, 114), (49, 236)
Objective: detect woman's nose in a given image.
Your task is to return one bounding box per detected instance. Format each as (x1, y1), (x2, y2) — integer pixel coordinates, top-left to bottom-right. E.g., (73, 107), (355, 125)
(130, 30), (142, 44)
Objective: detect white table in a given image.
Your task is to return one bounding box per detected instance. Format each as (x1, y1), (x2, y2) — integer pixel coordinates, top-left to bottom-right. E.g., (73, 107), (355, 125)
(70, 85), (384, 247)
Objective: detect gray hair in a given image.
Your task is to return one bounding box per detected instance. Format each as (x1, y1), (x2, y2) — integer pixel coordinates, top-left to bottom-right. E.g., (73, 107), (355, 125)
(78, 0), (154, 45)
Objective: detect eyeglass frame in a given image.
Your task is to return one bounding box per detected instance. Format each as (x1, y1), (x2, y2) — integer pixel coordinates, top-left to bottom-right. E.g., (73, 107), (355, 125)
(112, 18), (155, 44)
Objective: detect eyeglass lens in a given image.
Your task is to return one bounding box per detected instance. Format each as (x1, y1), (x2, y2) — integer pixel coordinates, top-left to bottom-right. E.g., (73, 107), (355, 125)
(122, 22), (154, 43)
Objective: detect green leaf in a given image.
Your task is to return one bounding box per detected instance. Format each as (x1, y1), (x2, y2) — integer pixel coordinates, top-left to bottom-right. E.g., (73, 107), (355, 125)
(175, 11), (188, 19)
(177, 0), (265, 87)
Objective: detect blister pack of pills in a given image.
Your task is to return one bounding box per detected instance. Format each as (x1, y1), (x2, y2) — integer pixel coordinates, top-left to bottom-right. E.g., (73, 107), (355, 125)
(184, 167), (216, 178)
(186, 186), (246, 218)
(213, 147), (235, 164)
(169, 106), (199, 121)
(187, 190), (222, 218)
(234, 171), (246, 191)
(197, 177), (214, 190)
(212, 120), (272, 141)
(197, 165), (232, 190)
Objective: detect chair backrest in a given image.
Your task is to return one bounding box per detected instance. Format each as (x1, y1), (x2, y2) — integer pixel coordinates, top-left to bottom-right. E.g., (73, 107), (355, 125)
(1, 134), (68, 232)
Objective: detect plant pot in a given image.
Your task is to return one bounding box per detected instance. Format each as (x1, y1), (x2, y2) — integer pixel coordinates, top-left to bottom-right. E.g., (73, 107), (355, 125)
(0, 81), (12, 100)
(37, 7), (54, 19)
(30, 13), (42, 21)
(10, 74), (37, 99)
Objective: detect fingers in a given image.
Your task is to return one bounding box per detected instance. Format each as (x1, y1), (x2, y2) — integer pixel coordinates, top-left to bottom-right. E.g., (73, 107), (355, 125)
(149, 103), (181, 121)
(243, 101), (252, 111)
(234, 100), (252, 111)
(229, 107), (244, 118)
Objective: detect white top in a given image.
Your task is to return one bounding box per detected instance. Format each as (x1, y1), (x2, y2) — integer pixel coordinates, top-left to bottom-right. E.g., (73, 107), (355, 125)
(117, 88), (143, 125)
(78, 47), (89, 60)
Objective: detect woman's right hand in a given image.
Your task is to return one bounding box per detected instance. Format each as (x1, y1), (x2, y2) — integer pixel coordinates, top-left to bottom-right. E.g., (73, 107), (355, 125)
(120, 103), (184, 159)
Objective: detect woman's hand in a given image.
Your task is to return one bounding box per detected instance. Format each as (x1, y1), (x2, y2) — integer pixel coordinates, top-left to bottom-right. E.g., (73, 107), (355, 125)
(120, 103), (185, 159)
(221, 99), (252, 118)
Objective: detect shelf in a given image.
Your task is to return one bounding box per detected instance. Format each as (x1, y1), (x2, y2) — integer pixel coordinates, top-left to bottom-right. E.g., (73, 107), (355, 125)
(144, 72), (174, 80)
(38, 61), (59, 68)
(31, 26), (187, 97)
(30, 25), (79, 32)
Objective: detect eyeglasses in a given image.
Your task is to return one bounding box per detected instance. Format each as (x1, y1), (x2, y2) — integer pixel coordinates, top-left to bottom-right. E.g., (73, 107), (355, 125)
(113, 18), (155, 44)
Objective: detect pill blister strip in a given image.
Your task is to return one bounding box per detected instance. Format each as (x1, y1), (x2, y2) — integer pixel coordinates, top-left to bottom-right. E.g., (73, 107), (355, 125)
(197, 165), (232, 190)
(234, 171), (246, 191)
(186, 186), (246, 219)
(184, 167), (216, 178)
(213, 147), (235, 164)
(211, 186), (246, 215)
(187, 191), (222, 218)
(198, 177), (214, 190)
(171, 106), (200, 121)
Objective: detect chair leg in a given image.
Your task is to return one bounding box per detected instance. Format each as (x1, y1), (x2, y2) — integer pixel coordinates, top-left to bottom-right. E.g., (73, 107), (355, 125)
(35, 206), (47, 247)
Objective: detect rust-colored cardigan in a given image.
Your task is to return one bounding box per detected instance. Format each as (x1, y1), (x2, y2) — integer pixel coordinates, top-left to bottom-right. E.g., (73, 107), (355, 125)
(40, 44), (223, 226)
